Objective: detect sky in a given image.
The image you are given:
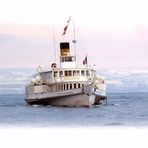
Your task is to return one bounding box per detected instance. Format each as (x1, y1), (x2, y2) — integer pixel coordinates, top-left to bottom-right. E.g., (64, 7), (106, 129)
(0, 0), (148, 68)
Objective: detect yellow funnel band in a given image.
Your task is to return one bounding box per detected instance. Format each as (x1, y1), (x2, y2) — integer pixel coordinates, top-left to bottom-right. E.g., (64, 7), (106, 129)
(60, 48), (70, 56)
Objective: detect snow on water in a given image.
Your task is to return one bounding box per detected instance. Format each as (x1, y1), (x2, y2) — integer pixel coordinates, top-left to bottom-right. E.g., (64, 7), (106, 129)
(98, 68), (148, 93)
(0, 68), (36, 94)
(0, 68), (148, 94)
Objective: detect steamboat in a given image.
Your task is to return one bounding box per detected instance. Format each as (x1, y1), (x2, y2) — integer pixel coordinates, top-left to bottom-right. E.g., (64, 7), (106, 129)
(25, 18), (107, 107)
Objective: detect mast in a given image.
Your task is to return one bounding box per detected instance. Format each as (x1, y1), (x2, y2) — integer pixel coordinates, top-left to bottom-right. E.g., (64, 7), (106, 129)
(72, 20), (77, 63)
(53, 27), (56, 63)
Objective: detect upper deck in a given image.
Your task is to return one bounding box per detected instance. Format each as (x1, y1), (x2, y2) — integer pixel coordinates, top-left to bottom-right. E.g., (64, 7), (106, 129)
(28, 41), (98, 86)
(36, 65), (96, 84)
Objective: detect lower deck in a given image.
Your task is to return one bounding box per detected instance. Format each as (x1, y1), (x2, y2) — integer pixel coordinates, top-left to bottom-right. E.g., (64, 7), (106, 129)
(27, 82), (87, 95)
(25, 84), (107, 107)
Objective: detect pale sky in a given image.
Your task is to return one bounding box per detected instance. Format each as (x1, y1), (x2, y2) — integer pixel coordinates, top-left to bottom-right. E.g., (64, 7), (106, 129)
(0, 0), (148, 68)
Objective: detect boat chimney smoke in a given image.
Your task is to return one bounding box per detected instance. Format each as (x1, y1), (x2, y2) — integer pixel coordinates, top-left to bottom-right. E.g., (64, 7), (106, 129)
(60, 42), (70, 56)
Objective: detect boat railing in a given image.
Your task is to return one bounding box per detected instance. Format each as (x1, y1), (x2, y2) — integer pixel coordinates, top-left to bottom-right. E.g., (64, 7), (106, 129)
(46, 77), (64, 84)
(37, 64), (95, 73)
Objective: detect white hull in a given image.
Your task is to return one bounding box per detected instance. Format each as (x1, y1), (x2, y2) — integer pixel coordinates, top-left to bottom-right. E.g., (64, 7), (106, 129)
(26, 94), (95, 107)
(25, 87), (106, 107)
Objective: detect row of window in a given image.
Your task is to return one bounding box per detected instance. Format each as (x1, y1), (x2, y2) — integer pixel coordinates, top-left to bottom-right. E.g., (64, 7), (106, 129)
(60, 56), (75, 62)
(47, 83), (85, 92)
(63, 83), (84, 90)
(53, 70), (90, 78)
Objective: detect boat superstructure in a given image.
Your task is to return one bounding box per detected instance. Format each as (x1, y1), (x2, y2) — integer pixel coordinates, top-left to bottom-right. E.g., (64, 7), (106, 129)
(25, 19), (107, 107)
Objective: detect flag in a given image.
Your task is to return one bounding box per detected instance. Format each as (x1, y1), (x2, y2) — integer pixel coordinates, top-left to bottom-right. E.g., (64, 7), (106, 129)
(62, 25), (68, 36)
(83, 56), (87, 65)
(62, 16), (71, 36)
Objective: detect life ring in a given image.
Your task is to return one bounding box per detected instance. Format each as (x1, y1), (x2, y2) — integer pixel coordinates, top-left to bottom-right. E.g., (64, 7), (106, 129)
(51, 63), (57, 69)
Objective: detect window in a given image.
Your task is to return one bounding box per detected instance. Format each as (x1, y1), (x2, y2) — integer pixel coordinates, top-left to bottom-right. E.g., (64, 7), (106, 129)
(65, 57), (70, 62)
(74, 83), (76, 88)
(69, 71), (72, 76)
(65, 71), (72, 76)
(81, 70), (85, 76)
(86, 70), (90, 76)
(73, 70), (80, 76)
(73, 70), (79, 76)
(59, 71), (63, 77)
(77, 70), (80, 76)
(54, 71), (58, 77)
(65, 71), (68, 76)
(64, 84), (67, 90)
(65, 56), (74, 62)
(78, 83), (81, 88)
(73, 70), (77, 76)
(70, 84), (72, 89)
(67, 84), (69, 89)
(60, 57), (64, 62)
